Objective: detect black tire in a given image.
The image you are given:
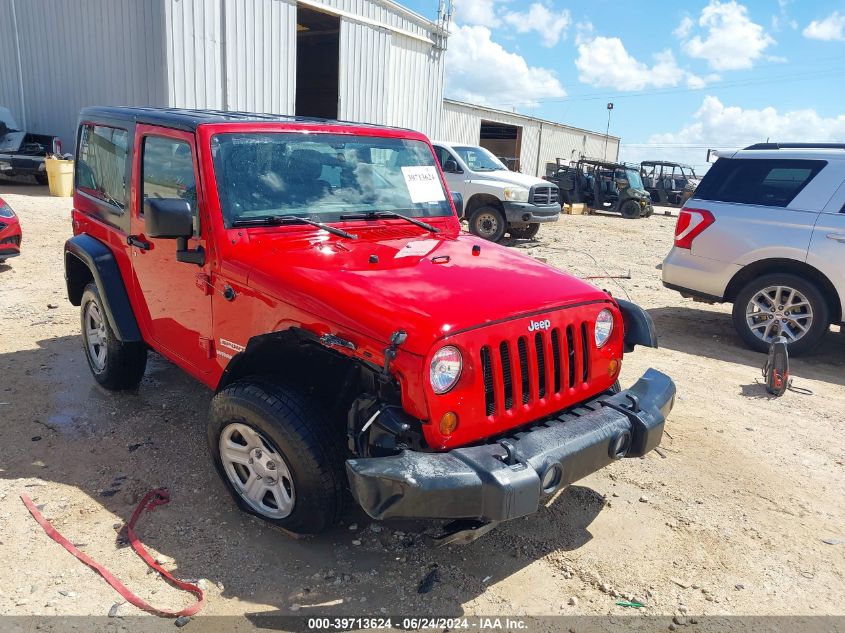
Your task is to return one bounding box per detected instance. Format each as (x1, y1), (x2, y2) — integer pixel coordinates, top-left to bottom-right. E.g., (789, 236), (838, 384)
(35, 174), (49, 186)
(509, 223), (540, 240)
(80, 283), (147, 390)
(731, 273), (829, 356)
(468, 205), (507, 242)
(208, 379), (346, 535)
(620, 200), (641, 219)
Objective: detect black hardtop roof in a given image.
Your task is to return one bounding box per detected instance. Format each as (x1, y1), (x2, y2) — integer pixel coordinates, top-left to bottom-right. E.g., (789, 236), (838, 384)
(79, 106), (413, 133)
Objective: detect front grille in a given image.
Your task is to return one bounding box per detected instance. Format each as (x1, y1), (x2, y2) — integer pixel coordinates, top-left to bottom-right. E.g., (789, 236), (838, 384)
(531, 186), (559, 205)
(0, 235), (20, 246)
(479, 321), (592, 417)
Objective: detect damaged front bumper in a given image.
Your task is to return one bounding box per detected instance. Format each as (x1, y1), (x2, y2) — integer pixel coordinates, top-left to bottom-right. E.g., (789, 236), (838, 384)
(346, 369), (675, 525)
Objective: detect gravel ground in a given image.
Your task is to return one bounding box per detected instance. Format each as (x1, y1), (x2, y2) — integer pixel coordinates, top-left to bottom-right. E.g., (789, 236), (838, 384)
(0, 179), (843, 623)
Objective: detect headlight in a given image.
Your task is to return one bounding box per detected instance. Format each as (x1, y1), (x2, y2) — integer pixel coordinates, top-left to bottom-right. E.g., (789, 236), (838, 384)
(595, 309), (614, 348)
(0, 201), (14, 218)
(430, 345), (462, 394)
(503, 187), (529, 202)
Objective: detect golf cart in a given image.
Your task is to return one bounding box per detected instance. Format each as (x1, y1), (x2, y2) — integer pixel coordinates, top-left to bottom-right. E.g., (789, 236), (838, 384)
(545, 158), (653, 219)
(639, 161), (700, 207)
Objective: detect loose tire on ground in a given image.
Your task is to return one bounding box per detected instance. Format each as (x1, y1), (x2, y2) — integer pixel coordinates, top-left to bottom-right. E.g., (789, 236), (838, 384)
(468, 205), (507, 242)
(731, 273), (829, 356)
(80, 283), (147, 390)
(208, 379), (347, 535)
(620, 200), (642, 219)
(509, 223), (540, 240)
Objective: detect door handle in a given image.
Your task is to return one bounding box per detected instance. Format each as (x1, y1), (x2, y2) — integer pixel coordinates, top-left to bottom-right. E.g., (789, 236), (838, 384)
(127, 235), (151, 250)
(826, 233), (845, 243)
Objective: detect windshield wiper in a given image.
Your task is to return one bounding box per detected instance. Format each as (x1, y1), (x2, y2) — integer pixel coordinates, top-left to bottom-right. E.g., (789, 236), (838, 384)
(231, 215), (357, 240)
(338, 211), (440, 234)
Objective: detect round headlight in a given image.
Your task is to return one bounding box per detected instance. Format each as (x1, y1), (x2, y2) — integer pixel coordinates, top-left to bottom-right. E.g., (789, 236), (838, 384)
(595, 309), (614, 348)
(430, 346), (462, 394)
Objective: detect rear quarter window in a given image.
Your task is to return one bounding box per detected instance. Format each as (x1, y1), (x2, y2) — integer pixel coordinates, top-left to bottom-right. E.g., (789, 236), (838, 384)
(694, 158), (827, 208)
(76, 124), (129, 209)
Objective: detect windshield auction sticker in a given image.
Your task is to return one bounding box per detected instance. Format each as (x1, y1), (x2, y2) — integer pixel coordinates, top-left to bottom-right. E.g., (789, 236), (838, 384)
(401, 166), (446, 204)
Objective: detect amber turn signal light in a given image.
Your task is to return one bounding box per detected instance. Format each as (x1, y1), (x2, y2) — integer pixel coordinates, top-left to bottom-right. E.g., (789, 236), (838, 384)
(439, 411), (459, 436)
(608, 359), (620, 377)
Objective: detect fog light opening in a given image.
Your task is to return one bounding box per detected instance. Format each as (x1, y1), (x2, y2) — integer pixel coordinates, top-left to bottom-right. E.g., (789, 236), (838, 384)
(610, 430), (632, 459)
(541, 464), (563, 494)
(522, 213), (531, 222)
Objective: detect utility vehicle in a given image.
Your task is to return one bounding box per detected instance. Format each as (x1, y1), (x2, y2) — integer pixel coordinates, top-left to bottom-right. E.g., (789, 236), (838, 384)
(0, 107), (62, 184)
(65, 107), (674, 542)
(640, 161), (700, 208)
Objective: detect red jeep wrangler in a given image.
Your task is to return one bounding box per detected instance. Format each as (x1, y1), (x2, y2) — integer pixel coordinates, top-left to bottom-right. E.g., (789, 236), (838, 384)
(64, 107), (675, 543)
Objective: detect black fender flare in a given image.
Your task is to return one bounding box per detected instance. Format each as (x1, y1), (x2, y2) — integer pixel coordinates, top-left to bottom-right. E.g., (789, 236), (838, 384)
(64, 234), (142, 343)
(616, 299), (658, 352)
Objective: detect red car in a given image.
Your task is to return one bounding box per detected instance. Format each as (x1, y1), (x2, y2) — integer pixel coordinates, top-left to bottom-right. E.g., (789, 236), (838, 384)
(64, 107), (675, 542)
(0, 197), (22, 263)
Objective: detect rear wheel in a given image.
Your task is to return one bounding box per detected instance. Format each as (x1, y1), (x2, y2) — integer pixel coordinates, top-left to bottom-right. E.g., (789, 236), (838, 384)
(209, 380), (346, 535)
(509, 223), (540, 240)
(80, 283), (147, 390)
(468, 205), (506, 242)
(732, 273), (829, 355)
(620, 200), (642, 219)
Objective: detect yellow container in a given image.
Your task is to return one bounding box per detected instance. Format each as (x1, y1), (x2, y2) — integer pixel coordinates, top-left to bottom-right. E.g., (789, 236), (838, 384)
(45, 158), (74, 197)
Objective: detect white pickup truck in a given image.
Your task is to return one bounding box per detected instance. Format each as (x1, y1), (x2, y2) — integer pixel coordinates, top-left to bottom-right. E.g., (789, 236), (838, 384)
(432, 141), (560, 241)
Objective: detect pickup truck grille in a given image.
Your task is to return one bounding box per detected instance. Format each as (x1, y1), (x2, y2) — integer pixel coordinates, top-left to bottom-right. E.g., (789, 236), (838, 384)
(530, 186), (558, 205)
(479, 323), (591, 419)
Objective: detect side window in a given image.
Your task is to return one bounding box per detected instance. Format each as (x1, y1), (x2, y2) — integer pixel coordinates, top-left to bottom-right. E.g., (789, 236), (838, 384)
(694, 158), (827, 207)
(141, 136), (198, 229)
(76, 124), (128, 209)
(433, 146), (450, 167)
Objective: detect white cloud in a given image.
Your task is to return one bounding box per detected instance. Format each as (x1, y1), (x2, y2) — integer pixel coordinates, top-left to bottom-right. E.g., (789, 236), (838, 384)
(803, 12), (845, 41)
(574, 21), (594, 46)
(454, 0), (501, 27)
(575, 36), (709, 91)
(627, 96), (845, 166)
(681, 1), (775, 70)
(502, 3), (571, 47)
(673, 16), (694, 39)
(445, 25), (566, 108)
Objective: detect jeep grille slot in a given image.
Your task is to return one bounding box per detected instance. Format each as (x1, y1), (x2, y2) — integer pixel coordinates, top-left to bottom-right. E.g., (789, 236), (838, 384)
(580, 322), (590, 383)
(534, 333), (546, 399)
(517, 337), (530, 404)
(551, 328), (562, 394)
(500, 341), (514, 410)
(480, 346), (495, 416)
(566, 325), (576, 388)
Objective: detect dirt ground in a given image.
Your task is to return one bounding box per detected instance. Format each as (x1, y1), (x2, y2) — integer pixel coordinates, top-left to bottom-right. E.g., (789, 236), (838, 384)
(1, 179), (844, 625)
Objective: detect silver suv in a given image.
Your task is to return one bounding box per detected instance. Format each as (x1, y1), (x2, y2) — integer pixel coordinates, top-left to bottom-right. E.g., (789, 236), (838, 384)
(662, 144), (845, 355)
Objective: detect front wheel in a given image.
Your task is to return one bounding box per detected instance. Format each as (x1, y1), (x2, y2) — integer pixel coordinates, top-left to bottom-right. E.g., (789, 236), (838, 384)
(209, 380), (346, 535)
(80, 283), (147, 390)
(620, 200), (642, 219)
(731, 273), (829, 355)
(468, 205), (507, 242)
(509, 223), (540, 240)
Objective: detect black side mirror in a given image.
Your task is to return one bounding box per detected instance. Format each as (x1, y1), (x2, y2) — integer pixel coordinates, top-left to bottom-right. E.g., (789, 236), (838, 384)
(144, 198), (205, 266)
(443, 158), (461, 174)
(451, 192), (464, 219)
(145, 198), (193, 238)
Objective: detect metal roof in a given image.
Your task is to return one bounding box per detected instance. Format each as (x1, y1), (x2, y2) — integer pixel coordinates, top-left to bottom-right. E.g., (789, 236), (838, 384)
(78, 106), (414, 133)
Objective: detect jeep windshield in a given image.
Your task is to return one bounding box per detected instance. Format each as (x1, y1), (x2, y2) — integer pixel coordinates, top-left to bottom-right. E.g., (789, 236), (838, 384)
(211, 133), (452, 227)
(452, 146), (507, 172)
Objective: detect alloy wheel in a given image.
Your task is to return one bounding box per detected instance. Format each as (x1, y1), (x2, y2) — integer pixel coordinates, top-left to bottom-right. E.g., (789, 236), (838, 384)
(475, 212), (500, 239)
(745, 285), (813, 344)
(84, 301), (108, 372)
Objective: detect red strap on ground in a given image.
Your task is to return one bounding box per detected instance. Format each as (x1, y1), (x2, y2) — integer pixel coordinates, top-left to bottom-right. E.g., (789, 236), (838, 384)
(20, 488), (204, 618)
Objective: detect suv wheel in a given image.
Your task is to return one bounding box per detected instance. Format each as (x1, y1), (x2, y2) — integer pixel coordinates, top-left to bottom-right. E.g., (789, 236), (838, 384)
(209, 380), (346, 535)
(509, 223), (540, 240)
(620, 200), (642, 219)
(468, 206), (506, 242)
(80, 283), (147, 390)
(732, 273), (829, 355)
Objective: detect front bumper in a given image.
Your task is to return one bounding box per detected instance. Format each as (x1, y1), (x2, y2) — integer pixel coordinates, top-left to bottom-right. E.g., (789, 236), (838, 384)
(346, 368), (675, 523)
(503, 201), (560, 224)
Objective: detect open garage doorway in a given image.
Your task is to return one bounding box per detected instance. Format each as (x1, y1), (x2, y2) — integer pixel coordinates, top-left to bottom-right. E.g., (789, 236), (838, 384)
(480, 120), (522, 171)
(295, 7), (339, 119)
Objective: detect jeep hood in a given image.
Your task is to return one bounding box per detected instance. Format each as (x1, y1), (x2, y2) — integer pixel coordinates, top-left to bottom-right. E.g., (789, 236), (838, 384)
(470, 170), (550, 190)
(236, 228), (610, 356)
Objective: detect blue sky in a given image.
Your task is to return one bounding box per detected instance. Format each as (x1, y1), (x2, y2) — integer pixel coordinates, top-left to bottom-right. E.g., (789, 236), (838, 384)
(404, 0), (845, 171)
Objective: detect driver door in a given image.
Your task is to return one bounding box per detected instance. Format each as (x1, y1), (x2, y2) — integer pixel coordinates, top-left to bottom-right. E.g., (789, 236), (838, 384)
(128, 125), (214, 375)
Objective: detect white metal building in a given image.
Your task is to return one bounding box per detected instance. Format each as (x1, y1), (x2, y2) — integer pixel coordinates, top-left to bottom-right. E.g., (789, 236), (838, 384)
(0, 0), (448, 148)
(1, 0), (616, 168)
(442, 99), (620, 177)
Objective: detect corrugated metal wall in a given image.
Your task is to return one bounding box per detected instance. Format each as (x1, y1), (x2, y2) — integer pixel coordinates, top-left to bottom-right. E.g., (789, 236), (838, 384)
(1, 0), (168, 148)
(0, 0), (25, 128)
(384, 35), (443, 136)
(338, 19), (391, 125)
(441, 100), (620, 177)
